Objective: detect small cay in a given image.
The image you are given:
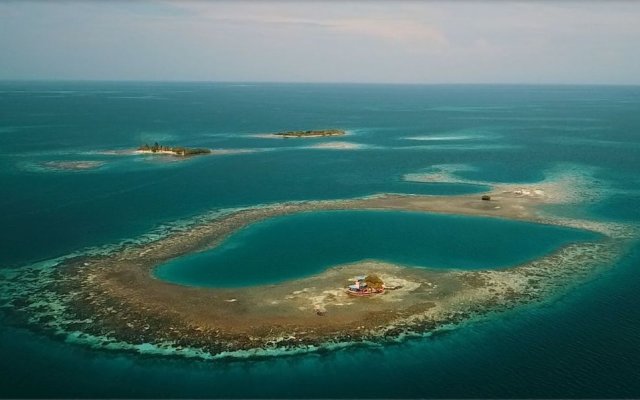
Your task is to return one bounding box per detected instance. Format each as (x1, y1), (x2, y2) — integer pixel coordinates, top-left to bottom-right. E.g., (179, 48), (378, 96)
(136, 142), (212, 156)
(273, 129), (345, 138)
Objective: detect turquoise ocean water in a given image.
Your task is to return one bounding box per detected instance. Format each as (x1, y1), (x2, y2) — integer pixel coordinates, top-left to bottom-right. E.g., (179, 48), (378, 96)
(155, 210), (598, 287)
(1, 82), (639, 398)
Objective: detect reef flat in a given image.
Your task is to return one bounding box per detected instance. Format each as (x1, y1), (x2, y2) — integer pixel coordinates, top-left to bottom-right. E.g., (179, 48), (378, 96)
(0, 182), (635, 359)
(39, 160), (105, 171)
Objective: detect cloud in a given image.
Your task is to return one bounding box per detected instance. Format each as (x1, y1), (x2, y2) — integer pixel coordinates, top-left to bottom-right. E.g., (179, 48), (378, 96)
(1, 1), (639, 83)
(160, 1), (448, 48)
(328, 17), (447, 47)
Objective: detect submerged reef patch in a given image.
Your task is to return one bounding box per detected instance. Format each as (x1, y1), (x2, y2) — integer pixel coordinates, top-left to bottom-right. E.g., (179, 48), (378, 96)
(19, 160), (107, 173)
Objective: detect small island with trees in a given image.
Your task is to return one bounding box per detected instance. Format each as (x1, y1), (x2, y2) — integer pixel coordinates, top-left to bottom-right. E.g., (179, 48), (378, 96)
(273, 129), (346, 138)
(346, 274), (386, 297)
(136, 142), (212, 156)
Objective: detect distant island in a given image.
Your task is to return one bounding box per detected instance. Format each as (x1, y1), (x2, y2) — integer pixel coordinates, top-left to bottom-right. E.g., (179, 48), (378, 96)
(136, 142), (212, 156)
(273, 129), (345, 138)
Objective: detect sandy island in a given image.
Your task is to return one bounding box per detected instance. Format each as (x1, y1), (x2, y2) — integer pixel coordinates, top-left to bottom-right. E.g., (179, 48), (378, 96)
(0, 182), (635, 359)
(135, 143), (212, 157)
(254, 129), (346, 139)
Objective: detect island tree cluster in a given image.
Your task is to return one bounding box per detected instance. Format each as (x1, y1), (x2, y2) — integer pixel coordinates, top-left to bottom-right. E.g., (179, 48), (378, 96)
(273, 129), (345, 138)
(138, 142), (211, 156)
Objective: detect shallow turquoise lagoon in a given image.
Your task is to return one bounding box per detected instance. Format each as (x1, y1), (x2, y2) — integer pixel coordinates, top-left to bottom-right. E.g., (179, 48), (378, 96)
(154, 210), (598, 287)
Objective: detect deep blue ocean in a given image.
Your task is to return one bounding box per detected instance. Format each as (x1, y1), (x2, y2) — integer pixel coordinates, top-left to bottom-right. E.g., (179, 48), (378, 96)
(1, 82), (639, 398)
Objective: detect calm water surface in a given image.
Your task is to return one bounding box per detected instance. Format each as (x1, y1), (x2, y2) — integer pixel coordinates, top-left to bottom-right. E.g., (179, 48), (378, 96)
(1, 82), (639, 398)
(155, 210), (598, 287)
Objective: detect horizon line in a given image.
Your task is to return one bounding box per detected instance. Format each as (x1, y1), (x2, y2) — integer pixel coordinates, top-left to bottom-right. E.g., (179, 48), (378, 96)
(0, 78), (639, 87)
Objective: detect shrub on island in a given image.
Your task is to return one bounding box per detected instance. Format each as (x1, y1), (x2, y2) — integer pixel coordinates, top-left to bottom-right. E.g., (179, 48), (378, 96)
(138, 143), (211, 156)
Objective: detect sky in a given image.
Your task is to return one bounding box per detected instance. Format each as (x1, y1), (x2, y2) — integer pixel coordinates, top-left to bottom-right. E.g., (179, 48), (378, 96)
(1, 0), (639, 84)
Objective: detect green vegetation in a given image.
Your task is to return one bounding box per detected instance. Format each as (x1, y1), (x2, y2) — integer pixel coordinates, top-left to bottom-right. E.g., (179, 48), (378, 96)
(273, 129), (345, 138)
(364, 274), (385, 290)
(138, 142), (211, 156)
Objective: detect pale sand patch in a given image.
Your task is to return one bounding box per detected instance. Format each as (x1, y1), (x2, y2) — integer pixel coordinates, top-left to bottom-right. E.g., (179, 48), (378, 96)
(404, 135), (477, 141)
(403, 163), (477, 183)
(307, 141), (363, 150)
(405, 163), (606, 205)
